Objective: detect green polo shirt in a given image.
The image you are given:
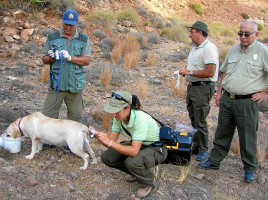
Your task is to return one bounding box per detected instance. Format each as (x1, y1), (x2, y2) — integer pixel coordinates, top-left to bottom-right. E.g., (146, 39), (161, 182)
(186, 38), (219, 82)
(111, 110), (160, 145)
(221, 40), (268, 95)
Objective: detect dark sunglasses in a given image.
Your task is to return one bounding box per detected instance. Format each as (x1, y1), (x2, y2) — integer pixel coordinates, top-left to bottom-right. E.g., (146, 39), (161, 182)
(237, 31), (256, 37)
(111, 92), (130, 104)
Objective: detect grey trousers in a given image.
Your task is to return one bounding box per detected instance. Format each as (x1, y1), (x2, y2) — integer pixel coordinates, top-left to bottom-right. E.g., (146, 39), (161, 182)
(209, 92), (259, 172)
(101, 141), (167, 187)
(42, 89), (83, 122)
(186, 84), (215, 152)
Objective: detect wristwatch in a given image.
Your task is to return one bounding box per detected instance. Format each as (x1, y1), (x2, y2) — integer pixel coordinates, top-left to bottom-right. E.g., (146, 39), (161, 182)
(189, 70), (194, 76)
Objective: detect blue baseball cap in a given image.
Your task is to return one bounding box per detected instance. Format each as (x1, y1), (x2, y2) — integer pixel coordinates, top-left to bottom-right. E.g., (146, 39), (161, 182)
(62, 9), (79, 26)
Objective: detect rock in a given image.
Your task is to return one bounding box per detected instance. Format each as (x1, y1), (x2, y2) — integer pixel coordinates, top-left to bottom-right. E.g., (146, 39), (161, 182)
(172, 186), (187, 199)
(4, 35), (14, 42)
(194, 173), (205, 180)
(27, 176), (38, 186)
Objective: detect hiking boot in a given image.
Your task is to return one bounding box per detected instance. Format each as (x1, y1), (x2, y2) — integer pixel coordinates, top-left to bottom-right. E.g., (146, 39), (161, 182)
(197, 159), (220, 170)
(136, 186), (153, 198)
(125, 175), (137, 182)
(196, 152), (209, 162)
(244, 171), (256, 183)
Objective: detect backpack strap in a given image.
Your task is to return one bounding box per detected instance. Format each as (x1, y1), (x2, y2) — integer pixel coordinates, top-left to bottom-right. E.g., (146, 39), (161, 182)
(141, 110), (165, 127)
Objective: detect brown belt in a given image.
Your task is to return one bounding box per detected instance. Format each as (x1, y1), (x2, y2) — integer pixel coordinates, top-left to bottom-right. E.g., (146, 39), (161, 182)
(225, 91), (255, 100)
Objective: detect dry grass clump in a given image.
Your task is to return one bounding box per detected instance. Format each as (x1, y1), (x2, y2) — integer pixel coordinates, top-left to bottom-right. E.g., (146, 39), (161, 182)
(124, 52), (140, 70)
(92, 106), (102, 122)
(257, 144), (266, 167)
(161, 25), (189, 43)
(102, 113), (113, 132)
(177, 164), (191, 183)
(41, 65), (50, 84)
(230, 136), (240, 155)
(134, 81), (150, 100)
(166, 76), (186, 98)
(191, 3), (205, 16)
(147, 53), (157, 67)
(111, 35), (141, 69)
(100, 66), (112, 90)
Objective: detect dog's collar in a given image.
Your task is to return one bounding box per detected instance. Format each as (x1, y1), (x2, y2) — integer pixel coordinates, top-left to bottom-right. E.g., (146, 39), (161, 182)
(18, 118), (24, 136)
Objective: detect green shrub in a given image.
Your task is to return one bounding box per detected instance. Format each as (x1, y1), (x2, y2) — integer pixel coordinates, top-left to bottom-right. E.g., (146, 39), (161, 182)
(161, 25), (189, 43)
(258, 23), (263, 31)
(88, 10), (117, 28)
(240, 12), (250, 19)
(116, 8), (141, 25)
(191, 3), (204, 16)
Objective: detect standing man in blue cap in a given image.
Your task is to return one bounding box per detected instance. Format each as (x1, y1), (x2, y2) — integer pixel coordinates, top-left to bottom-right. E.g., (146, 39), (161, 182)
(42, 9), (91, 123)
(179, 21), (219, 162)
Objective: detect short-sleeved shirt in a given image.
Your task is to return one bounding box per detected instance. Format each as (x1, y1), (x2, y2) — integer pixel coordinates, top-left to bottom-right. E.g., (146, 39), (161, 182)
(186, 38), (219, 82)
(111, 110), (160, 145)
(221, 40), (268, 95)
(43, 29), (91, 56)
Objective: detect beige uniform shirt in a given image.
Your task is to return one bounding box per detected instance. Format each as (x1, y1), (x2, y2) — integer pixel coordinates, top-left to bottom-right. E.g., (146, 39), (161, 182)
(221, 40), (268, 95)
(186, 38), (219, 82)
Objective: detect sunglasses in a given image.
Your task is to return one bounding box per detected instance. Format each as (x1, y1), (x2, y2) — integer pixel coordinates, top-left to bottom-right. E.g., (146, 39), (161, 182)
(237, 31), (256, 37)
(111, 92), (130, 104)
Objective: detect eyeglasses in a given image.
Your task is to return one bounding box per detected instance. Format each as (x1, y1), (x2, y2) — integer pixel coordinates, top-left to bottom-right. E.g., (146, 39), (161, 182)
(111, 92), (130, 104)
(237, 31), (256, 37)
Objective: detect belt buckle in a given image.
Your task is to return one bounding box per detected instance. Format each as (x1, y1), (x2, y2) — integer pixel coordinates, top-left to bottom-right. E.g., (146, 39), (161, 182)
(230, 93), (236, 99)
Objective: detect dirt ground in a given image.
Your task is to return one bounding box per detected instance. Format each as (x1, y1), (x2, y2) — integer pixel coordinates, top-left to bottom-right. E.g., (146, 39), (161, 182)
(0, 0), (268, 199)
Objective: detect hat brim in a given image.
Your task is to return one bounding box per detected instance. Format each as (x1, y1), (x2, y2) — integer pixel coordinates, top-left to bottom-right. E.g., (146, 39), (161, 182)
(63, 20), (78, 26)
(103, 103), (125, 114)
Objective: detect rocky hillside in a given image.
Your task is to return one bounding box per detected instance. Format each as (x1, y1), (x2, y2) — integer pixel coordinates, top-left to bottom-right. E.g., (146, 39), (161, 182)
(0, 0), (268, 199)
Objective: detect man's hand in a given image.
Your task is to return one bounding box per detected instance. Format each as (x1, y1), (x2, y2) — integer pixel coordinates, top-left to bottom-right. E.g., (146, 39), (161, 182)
(48, 50), (54, 58)
(59, 50), (72, 61)
(252, 91), (267, 102)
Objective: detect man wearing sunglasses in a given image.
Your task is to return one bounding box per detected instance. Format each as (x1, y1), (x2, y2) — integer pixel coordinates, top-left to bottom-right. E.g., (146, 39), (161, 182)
(93, 91), (167, 198)
(198, 20), (268, 183)
(179, 21), (219, 162)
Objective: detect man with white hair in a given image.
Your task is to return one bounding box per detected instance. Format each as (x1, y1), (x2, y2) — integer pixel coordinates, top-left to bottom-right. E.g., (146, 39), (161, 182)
(198, 20), (268, 183)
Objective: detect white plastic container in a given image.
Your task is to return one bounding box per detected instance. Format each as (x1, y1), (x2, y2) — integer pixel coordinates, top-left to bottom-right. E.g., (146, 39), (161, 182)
(2, 134), (22, 153)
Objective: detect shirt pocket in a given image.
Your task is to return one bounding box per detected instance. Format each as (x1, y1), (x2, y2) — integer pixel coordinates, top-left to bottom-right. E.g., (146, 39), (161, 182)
(50, 40), (64, 51)
(226, 59), (237, 74)
(243, 60), (263, 78)
(73, 42), (84, 56)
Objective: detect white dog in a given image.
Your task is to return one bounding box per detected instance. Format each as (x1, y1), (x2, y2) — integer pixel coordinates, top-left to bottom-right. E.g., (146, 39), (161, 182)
(5, 112), (97, 170)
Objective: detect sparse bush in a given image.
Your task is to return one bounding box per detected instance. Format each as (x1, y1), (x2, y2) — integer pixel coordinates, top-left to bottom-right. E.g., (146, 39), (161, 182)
(111, 43), (123, 65)
(101, 37), (115, 59)
(138, 7), (148, 18)
(191, 3), (204, 16)
(93, 29), (107, 40)
(116, 8), (141, 26)
(92, 105), (102, 122)
(240, 12), (250, 19)
(147, 33), (161, 44)
(152, 16), (164, 29)
(161, 26), (189, 43)
(88, 10), (117, 28)
(258, 23), (263, 31)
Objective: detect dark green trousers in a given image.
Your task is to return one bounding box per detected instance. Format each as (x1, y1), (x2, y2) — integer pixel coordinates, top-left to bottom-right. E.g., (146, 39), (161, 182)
(209, 92), (258, 172)
(101, 141), (167, 187)
(42, 89), (84, 122)
(186, 85), (215, 153)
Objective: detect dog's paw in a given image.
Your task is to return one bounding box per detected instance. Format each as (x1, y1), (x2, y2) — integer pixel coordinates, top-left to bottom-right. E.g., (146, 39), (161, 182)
(25, 155), (34, 159)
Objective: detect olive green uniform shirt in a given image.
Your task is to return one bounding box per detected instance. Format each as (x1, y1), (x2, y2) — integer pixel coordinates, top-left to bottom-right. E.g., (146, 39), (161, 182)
(221, 40), (268, 95)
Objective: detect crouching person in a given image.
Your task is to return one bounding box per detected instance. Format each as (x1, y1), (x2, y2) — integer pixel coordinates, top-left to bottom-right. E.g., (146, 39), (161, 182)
(94, 91), (167, 198)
